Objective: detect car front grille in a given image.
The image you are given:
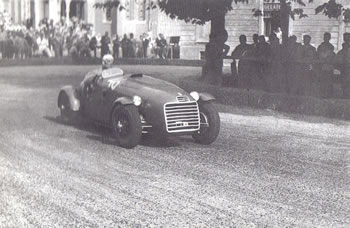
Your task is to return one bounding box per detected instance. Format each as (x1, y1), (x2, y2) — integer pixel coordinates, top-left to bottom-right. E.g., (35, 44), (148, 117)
(164, 101), (200, 133)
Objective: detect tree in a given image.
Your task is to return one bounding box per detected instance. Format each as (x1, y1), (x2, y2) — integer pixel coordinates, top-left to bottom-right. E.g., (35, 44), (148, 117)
(95, 0), (245, 83)
(95, 0), (349, 82)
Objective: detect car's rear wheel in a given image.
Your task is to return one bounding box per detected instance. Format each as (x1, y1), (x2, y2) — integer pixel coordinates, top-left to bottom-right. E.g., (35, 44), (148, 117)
(111, 105), (142, 149)
(59, 92), (78, 124)
(192, 102), (220, 145)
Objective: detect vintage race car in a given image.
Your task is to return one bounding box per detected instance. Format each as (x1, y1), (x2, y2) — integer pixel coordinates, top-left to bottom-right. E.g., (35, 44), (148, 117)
(57, 67), (220, 148)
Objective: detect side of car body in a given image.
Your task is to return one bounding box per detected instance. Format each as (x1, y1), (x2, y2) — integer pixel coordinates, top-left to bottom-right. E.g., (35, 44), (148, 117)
(58, 67), (220, 148)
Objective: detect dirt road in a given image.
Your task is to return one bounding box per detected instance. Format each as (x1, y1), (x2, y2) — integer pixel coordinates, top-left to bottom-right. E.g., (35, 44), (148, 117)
(0, 66), (349, 227)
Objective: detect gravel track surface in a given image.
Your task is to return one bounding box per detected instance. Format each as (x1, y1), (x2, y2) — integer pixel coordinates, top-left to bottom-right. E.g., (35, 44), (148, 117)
(0, 65), (349, 227)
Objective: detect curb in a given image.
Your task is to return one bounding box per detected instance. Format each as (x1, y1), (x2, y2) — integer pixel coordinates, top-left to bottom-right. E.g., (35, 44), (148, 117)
(178, 78), (350, 120)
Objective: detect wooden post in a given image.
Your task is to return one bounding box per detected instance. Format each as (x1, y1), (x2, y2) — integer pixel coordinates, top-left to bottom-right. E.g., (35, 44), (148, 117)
(338, 15), (345, 52)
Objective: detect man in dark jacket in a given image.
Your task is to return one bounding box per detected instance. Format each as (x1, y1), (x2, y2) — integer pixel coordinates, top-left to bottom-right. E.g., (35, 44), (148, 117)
(284, 35), (303, 94)
(301, 35), (316, 96)
(317, 32), (335, 98)
(336, 33), (350, 98)
(101, 31), (111, 58)
(156, 33), (168, 59)
(89, 36), (97, 58)
(256, 35), (271, 91)
(231, 34), (250, 87)
(121, 34), (129, 58)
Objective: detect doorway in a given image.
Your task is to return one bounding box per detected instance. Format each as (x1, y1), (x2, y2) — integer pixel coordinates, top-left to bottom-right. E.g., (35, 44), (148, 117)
(69, 0), (85, 20)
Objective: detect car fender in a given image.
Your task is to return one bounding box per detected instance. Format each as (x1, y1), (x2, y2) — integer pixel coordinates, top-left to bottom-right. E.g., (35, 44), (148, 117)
(58, 85), (80, 111)
(110, 97), (135, 122)
(198, 92), (215, 102)
(113, 97), (134, 106)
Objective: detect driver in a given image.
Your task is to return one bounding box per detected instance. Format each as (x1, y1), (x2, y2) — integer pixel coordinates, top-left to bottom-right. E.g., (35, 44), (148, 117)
(81, 54), (116, 94)
(102, 54), (114, 70)
(83, 54), (115, 82)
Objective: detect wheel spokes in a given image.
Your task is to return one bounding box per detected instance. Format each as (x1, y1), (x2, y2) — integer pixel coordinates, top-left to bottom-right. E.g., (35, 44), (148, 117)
(115, 113), (130, 137)
(198, 112), (209, 134)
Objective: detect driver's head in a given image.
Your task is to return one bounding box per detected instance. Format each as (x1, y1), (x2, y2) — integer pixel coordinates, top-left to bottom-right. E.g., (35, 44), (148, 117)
(102, 54), (114, 70)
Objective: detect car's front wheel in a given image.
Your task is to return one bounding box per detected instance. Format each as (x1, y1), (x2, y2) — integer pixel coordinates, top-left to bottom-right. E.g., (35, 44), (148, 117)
(111, 105), (142, 149)
(192, 102), (220, 145)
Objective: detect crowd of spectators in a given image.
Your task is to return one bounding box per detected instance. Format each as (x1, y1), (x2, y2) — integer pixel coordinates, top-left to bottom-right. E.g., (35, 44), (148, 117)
(114, 32), (171, 59)
(229, 32), (350, 98)
(0, 15), (94, 59)
(0, 10), (174, 61)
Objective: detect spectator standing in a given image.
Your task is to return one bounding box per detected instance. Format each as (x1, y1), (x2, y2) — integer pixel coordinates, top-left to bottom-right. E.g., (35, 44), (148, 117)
(301, 35), (316, 96)
(156, 33), (168, 59)
(101, 31), (110, 58)
(89, 35), (97, 58)
(13, 33), (29, 59)
(136, 35), (144, 58)
(231, 34), (250, 87)
(269, 33), (284, 92)
(142, 33), (150, 58)
(128, 33), (136, 58)
(36, 33), (52, 57)
(121, 34), (129, 58)
(256, 35), (271, 91)
(80, 33), (91, 58)
(317, 32), (335, 98)
(95, 33), (102, 57)
(335, 33), (350, 98)
(251, 34), (259, 49)
(24, 31), (34, 58)
(244, 33), (259, 89)
(0, 28), (7, 58)
(112, 34), (120, 59)
(5, 32), (14, 59)
(284, 35), (303, 94)
(52, 32), (64, 57)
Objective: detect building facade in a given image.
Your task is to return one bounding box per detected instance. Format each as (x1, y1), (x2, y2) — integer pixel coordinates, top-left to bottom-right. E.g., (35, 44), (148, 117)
(0, 0), (117, 36)
(1, 0), (349, 59)
(147, 0), (350, 59)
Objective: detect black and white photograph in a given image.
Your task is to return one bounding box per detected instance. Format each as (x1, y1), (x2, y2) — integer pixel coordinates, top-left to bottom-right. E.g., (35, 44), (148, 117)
(0, 0), (349, 227)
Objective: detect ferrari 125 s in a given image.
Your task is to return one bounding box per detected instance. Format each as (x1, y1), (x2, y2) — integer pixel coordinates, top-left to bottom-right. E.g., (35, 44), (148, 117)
(57, 66), (220, 149)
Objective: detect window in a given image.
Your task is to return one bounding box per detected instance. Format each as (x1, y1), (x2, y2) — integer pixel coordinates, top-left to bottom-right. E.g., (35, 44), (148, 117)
(138, 0), (146, 21)
(105, 7), (112, 22)
(102, 0), (112, 22)
(125, 0), (146, 21)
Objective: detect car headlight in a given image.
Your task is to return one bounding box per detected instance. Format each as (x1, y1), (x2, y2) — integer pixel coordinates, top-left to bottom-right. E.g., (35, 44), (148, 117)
(190, 91), (200, 101)
(133, 96), (142, 106)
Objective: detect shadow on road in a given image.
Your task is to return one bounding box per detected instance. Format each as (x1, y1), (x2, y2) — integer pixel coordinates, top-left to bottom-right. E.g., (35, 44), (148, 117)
(43, 115), (181, 148)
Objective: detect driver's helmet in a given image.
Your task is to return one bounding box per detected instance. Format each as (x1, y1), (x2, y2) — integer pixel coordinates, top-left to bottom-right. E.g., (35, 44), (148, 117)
(102, 54), (114, 69)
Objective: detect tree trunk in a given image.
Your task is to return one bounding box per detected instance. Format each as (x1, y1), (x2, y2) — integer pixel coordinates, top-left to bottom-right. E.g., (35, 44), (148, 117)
(202, 6), (227, 85)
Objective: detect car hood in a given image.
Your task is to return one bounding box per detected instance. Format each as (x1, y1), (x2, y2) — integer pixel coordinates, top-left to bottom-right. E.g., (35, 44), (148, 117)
(119, 75), (193, 102)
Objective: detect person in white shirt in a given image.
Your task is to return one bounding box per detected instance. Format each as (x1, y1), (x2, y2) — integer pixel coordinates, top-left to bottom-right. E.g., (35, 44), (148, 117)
(36, 33), (52, 57)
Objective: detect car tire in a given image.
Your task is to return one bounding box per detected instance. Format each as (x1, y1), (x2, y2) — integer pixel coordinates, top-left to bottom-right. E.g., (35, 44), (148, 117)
(111, 105), (142, 149)
(192, 102), (220, 145)
(58, 92), (79, 124)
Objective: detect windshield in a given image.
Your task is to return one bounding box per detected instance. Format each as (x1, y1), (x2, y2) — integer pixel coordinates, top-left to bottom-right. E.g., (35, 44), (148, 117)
(101, 68), (124, 79)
